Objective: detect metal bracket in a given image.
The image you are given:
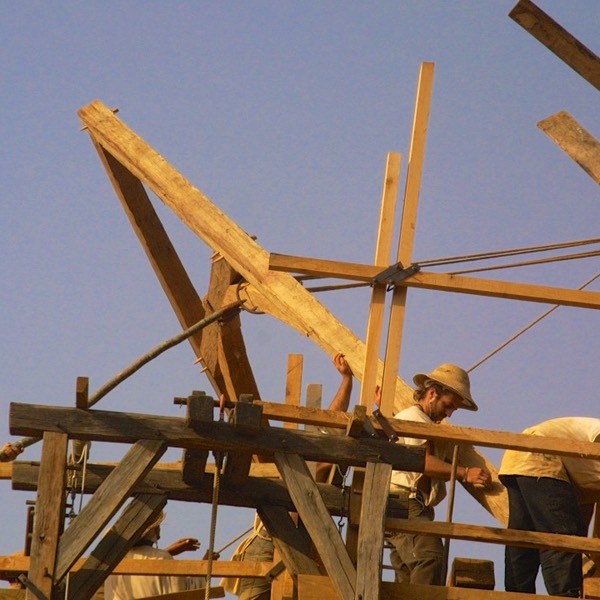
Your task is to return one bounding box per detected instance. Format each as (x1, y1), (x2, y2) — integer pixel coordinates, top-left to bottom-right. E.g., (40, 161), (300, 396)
(372, 409), (399, 442)
(371, 262), (420, 287)
(264, 560), (286, 582)
(17, 575), (50, 600)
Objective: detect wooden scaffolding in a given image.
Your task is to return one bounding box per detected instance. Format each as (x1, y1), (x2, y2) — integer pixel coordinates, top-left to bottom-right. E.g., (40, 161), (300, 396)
(2, 1), (600, 598)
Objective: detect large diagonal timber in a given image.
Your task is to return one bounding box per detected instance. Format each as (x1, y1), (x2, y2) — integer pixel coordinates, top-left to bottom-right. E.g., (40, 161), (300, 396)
(77, 100), (505, 522)
(538, 111), (600, 186)
(268, 253), (600, 310)
(93, 144), (258, 402)
(509, 0), (600, 92)
(78, 101), (383, 389)
(275, 453), (356, 600)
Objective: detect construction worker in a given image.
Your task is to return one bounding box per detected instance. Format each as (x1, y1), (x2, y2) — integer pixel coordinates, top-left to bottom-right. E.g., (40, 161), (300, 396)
(499, 417), (600, 597)
(104, 512), (209, 599)
(385, 363), (491, 585)
(223, 352), (354, 600)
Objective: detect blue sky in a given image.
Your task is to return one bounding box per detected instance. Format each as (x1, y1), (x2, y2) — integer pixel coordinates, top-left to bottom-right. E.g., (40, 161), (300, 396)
(2, 1), (599, 593)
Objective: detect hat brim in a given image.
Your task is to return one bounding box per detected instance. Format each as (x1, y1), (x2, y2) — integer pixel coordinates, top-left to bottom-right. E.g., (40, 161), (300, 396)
(413, 373), (478, 412)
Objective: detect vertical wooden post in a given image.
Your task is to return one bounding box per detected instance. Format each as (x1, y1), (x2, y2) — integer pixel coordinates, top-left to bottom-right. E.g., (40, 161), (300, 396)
(26, 431), (68, 600)
(355, 462), (392, 600)
(284, 354), (303, 429)
(359, 152), (402, 414)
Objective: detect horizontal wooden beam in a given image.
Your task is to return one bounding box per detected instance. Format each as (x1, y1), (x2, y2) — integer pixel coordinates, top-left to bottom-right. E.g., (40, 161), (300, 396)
(11, 462), (408, 519)
(0, 555), (274, 578)
(9, 403), (424, 472)
(298, 574), (573, 600)
(385, 518), (600, 554)
(509, 0), (600, 91)
(269, 253), (600, 310)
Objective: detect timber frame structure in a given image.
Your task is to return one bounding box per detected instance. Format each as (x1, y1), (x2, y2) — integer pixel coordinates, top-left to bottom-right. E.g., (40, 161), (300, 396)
(3, 1), (600, 599)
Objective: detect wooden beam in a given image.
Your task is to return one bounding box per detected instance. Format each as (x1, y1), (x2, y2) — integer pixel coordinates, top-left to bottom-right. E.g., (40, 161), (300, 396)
(257, 505), (321, 579)
(385, 518), (600, 554)
(355, 462), (392, 600)
(55, 439), (167, 581)
(267, 253), (600, 310)
(10, 403), (425, 472)
(359, 152), (401, 412)
(537, 111), (600, 185)
(380, 62), (434, 417)
(12, 463), (365, 517)
(66, 493), (167, 600)
(0, 555), (276, 578)
(509, 0), (600, 91)
(275, 453), (356, 600)
(298, 574), (573, 600)
(26, 432), (68, 600)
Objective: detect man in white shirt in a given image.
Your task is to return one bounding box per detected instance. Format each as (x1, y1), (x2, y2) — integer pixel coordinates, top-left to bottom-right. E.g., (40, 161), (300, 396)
(386, 363), (491, 585)
(104, 512), (205, 600)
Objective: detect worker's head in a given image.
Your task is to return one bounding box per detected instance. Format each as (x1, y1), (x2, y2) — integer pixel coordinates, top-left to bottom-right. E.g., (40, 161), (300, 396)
(413, 364), (477, 422)
(140, 511), (166, 544)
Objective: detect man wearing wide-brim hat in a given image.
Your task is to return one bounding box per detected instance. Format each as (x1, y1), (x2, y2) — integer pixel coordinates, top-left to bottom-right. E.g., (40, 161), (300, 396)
(385, 363), (492, 586)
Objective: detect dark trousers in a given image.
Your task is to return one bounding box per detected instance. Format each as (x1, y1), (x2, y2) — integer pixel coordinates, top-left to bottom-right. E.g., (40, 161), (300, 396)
(502, 475), (586, 597)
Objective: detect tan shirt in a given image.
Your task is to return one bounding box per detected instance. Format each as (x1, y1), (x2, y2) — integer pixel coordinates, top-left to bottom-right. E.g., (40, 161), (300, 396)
(499, 417), (600, 492)
(390, 404), (450, 507)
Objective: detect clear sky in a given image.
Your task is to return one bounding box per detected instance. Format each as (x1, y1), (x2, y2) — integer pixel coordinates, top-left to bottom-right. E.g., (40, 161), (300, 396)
(2, 0), (599, 594)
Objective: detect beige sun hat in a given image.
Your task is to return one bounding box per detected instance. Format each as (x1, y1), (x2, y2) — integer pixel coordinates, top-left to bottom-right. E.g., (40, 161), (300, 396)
(140, 511), (166, 540)
(413, 363), (478, 411)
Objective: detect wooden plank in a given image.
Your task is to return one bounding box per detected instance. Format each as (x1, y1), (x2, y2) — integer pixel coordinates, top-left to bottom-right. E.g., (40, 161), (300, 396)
(509, 0), (600, 91)
(355, 462), (392, 600)
(257, 505), (321, 578)
(26, 431), (68, 600)
(304, 384), (322, 435)
(359, 152), (401, 412)
(10, 403), (425, 472)
(0, 554), (275, 578)
(55, 439), (167, 581)
(267, 254), (600, 310)
(298, 574), (574, 600)
(380, 62), (434, 417)
(385, 518), (600, 554)
(274, 453), (356, 600)
(66, 493), (167, 600)
(284, 355), (303, 429)
(537, 111), (600, 185)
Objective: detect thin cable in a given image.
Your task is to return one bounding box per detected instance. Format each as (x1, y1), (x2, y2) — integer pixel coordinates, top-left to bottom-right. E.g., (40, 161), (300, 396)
(450, 249), (600, 275)
(417, 237), (600, 268)
(468, 272), (600, 373)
